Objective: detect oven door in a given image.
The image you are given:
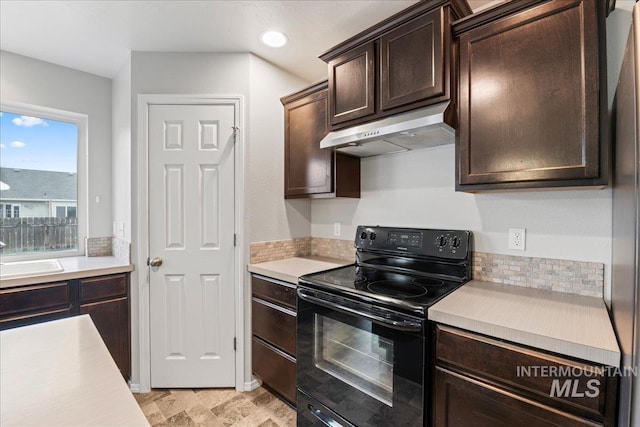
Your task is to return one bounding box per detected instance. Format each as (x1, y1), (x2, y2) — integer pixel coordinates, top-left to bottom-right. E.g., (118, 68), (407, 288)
(296, 286), (426, 427)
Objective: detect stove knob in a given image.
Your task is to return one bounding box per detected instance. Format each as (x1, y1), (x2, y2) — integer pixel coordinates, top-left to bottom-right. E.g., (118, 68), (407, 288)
(451, 236), (461, 248)
(360, 231), (367, 239)
(436, 235), (448, 247)
(370, 232), (377, 240)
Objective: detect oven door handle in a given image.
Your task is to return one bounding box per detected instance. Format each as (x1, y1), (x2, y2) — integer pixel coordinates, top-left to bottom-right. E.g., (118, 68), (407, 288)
(297, 289), (423, 332)
(308, 404), (353, 427)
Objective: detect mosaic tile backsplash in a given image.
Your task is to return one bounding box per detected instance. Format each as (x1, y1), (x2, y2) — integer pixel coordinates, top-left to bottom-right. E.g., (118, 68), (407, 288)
(472, 252), (604, 298)
(250, 238), (604, 298)
(86, 236), (112, 257)
(250, 237), (312, 264)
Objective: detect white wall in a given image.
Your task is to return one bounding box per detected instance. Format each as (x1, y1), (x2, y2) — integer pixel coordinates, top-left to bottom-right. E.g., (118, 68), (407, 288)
(248, 55), (311, 242)
(312, 145), (612, 273)
(0, 50), (113, 238)
(112, 57), (132, 242)
(312, 5), (637, 304)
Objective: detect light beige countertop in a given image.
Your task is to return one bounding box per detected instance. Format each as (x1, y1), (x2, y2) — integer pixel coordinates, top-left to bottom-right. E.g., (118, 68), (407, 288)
(0, 256), (134, 289)
(429, 280), (620, 367)
(248, 256), (352, 284)
(0, 315), (149, 426)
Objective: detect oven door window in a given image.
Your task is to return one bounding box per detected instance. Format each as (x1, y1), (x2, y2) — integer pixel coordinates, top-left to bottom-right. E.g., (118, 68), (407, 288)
(297, 293), (425, 427)
(314, 314), (393, 406)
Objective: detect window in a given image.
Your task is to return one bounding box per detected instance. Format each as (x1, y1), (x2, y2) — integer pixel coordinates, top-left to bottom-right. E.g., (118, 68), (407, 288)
(55, 205), (76, 218)
(0, 102), (87, 259)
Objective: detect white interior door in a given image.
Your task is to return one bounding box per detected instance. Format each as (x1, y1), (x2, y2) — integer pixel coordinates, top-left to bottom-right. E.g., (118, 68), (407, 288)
(148, 103), (236, 388)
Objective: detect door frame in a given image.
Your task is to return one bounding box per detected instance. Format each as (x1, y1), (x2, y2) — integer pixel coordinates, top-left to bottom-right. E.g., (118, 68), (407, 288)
(135, 94), (249, 392)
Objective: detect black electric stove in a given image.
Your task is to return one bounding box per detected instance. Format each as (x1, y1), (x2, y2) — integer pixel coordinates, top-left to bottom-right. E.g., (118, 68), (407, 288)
(296, 226), (472, 427)
(299, 225), (473, 317)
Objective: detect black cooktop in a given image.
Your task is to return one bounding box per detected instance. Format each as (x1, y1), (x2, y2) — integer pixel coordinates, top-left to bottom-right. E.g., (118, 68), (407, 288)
(299, 264), (466, 317)
(299, 226), (473, 317)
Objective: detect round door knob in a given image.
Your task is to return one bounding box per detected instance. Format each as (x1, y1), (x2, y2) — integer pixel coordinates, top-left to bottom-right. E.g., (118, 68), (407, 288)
(148, 257), (163, 267)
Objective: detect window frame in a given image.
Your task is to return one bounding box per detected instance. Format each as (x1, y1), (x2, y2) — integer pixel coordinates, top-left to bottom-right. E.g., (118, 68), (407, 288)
(0, 101), (88, 260)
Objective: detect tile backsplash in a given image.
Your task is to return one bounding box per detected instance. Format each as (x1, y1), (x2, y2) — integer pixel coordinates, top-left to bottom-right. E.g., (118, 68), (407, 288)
(86, 236), (112, 257)
(472, 251), (604, 298)
(250, 237), (312, 264)
(250, 237), (355, 264)
(250, 238), (604, 298)
(311, 238), (355, 261)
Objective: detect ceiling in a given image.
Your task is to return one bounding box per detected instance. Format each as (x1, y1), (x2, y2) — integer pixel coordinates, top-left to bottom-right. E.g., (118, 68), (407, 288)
(0, 0), (495, 83)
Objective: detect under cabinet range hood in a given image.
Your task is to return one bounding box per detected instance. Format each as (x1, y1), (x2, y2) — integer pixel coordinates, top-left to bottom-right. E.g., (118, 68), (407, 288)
(320, 101), (455, 158)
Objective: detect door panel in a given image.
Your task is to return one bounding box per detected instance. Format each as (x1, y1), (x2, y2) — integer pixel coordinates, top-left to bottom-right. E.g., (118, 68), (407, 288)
(149, 103), (236, 387)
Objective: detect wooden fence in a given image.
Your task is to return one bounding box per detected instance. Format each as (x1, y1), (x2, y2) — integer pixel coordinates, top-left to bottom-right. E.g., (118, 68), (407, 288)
(0, 217), (78, 254)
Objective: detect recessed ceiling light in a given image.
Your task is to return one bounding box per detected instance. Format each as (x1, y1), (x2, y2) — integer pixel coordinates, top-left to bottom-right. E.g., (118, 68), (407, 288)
(260, 30), (288, 48)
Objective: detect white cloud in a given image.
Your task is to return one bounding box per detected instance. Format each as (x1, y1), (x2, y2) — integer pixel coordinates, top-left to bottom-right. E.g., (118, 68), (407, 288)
(0, 143), (5, 149)
(10, 141), (26, 148)
(12, 115), (47, 127)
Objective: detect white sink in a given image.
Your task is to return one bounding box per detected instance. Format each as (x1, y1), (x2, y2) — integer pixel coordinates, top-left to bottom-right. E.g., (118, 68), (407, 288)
(0, 259), (64, 279)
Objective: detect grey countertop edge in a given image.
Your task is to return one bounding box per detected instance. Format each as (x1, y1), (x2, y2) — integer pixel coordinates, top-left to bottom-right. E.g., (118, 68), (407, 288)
(1, 256), (134, 289)
(247, 256), (352, 284)
(428, 280), (621, 367)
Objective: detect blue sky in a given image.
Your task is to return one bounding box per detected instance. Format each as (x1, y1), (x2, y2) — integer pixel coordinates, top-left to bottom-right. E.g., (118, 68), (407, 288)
(0, 111), (77, 173)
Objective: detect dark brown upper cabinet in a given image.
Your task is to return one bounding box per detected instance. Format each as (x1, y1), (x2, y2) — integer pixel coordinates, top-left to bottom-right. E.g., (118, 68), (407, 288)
(320, 0), (472, 131)
(380, 8), (444, 111)
(453, 0), (609, 191)
(281, 81), (360, 199)
(328, 43), (375, 125)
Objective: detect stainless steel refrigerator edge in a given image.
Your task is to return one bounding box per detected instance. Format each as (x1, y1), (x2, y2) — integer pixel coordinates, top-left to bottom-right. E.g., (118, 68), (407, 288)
(612, 3), (640, 426)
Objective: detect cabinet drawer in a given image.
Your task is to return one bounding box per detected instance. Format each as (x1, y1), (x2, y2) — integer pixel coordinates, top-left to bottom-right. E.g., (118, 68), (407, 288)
(251, 275), (296, 309)
(252, 336), (296, 404)
(252, 297), (296, 356)
(0, 282), (71, 317)
(434, 367), (600, 427)
(80, 274), (127, 302)
(436, 326), (609, 418)
(0, 308), (72, 330)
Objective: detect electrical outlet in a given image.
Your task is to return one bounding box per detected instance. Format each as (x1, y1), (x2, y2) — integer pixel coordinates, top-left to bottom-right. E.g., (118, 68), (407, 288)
(333, 222), (341, 237)
(509, 228), (526, 250)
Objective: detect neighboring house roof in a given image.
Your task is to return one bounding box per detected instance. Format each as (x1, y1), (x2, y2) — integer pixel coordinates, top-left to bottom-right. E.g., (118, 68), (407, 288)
(0, 168), (76, 201)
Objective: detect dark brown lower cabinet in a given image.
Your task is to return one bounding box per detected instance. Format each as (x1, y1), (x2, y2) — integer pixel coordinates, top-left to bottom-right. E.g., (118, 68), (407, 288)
(252, 336), (296, 404)
(435, 368), (600, 427)
(0, 281), (74, 329)
(251, 274), (297, 406)
(78, 274), (130, 379)
(80, 298), (129, 378)
(433, 325), (617, 427)
(0, 273), (131, 380)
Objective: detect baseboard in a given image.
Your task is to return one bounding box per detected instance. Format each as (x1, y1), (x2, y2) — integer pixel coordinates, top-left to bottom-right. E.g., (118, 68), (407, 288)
(129, 382), (141, 393)
(242, 377), (260, 391)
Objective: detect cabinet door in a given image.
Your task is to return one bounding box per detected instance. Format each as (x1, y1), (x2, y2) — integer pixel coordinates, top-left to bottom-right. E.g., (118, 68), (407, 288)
(328, 42), (375, 126)
(81, 297), (130, 379)
(434, 367), (601, 427)
(284, 85), (333, 197)
(456, 0), (605, 188)
(380, 8), (444, 111)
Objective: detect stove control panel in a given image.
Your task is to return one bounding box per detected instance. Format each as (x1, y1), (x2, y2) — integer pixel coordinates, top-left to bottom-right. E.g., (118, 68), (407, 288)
(355, 226), (472, 260)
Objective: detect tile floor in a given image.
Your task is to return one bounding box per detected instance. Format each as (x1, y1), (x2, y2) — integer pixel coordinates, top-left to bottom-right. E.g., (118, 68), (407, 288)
(134, 387), (296, 426)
